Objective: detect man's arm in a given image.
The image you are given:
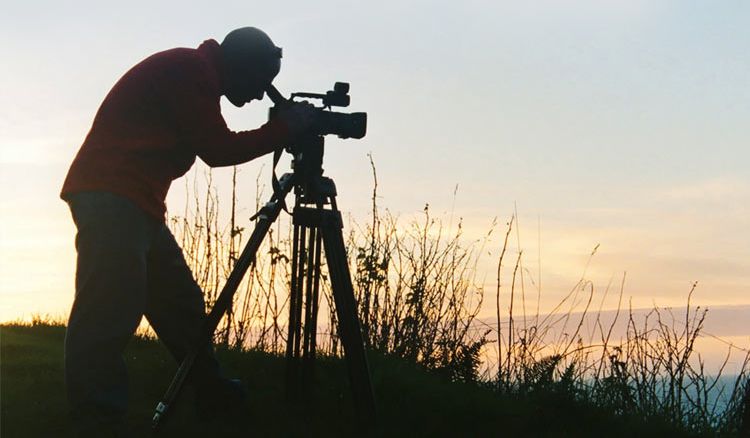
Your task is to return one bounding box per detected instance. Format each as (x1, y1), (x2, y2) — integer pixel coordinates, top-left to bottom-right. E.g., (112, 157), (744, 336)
(173, 90), (289, 167)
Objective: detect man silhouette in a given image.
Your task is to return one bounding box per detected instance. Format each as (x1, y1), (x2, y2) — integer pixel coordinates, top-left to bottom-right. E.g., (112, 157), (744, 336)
(60, 27), (313, 435)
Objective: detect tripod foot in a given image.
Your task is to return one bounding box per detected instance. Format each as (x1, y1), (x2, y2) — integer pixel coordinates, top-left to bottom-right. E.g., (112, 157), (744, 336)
(151, 401), (168, 430)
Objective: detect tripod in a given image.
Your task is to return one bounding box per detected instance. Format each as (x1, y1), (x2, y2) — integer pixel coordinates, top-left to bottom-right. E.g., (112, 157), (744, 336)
(151, 135), (376, 429)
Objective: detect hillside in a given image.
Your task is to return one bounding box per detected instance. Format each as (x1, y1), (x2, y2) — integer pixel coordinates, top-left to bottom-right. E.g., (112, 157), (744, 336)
(1, 324), (701, 437)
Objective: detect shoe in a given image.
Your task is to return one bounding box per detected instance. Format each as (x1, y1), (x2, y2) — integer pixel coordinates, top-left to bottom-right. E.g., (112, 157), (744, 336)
(194, 377), (247, 420)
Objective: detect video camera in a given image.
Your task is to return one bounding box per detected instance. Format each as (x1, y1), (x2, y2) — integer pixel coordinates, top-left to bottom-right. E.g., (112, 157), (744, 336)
(266, 82), (367, 140)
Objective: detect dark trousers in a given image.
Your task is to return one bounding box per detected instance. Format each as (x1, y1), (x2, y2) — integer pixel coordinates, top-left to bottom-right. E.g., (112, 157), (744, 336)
(65, 191), (219, 430)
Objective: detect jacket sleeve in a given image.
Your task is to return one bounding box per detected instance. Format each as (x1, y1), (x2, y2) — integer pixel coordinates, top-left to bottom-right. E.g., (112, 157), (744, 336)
(169, 79), (290, 167)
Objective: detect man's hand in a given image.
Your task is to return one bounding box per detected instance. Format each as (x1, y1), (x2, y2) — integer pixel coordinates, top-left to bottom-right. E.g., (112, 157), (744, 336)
(278, 101), (317, 136)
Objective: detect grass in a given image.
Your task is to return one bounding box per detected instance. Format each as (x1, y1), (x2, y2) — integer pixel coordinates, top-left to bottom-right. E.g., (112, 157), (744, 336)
(1, 323), (705, 437)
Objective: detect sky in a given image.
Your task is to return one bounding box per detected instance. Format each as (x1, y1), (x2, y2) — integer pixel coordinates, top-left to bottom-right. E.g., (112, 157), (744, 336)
(1, 0), (748, 358)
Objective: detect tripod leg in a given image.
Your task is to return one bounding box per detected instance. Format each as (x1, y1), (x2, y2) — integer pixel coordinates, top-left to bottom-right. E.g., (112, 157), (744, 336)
(302, 226), (322, 399)
(294, 227), (307, 358)
(303, 227), (316, 358)
(152, 177), (294, 429)
(309, 229), (323, 358)
(286, 223), (307, 401)
(288, 220), (324, 402)
(319, 210), (377, 424)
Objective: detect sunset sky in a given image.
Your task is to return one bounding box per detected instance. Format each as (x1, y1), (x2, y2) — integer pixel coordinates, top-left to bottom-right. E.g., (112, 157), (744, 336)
(1, 0), (748, 360)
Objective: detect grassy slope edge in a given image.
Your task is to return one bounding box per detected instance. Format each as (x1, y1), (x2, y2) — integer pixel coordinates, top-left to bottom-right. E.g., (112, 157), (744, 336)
(1, 324), (698, 437)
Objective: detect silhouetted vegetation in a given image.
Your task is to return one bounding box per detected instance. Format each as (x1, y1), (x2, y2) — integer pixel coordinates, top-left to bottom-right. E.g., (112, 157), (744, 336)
(160, 159), (750, 436)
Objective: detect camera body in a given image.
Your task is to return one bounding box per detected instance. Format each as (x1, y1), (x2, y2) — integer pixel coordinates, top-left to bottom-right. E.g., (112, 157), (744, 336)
(268, 82), (367, 140)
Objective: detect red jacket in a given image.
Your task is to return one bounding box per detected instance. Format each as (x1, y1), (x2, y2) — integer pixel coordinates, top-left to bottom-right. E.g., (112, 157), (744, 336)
(61, 39), (288, 220)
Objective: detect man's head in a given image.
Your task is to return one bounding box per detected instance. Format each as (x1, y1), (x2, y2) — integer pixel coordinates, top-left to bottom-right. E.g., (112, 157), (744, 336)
(220, 27), (282, 107)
